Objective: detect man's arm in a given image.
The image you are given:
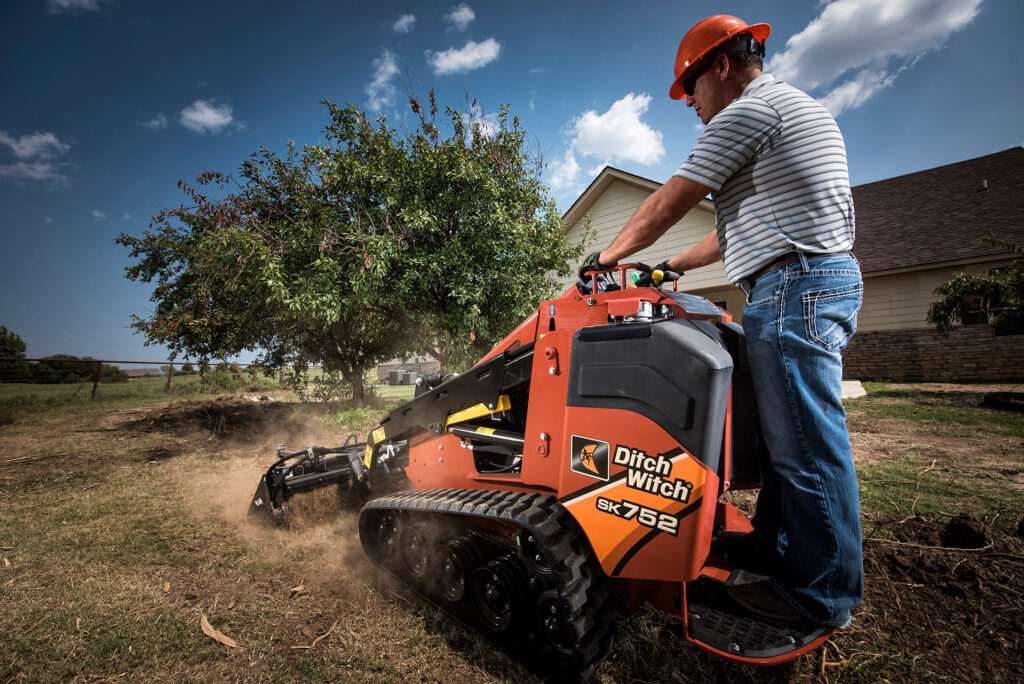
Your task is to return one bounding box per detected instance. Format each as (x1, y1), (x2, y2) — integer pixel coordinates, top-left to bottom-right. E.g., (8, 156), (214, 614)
(664, 228), (723, 273)
(598, 175), (711, 265)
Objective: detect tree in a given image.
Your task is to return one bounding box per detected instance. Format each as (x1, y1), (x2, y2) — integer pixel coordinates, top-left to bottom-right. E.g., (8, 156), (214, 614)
(927, 238), (1024, 335)
(118, 94), (581, 403)
(0, 326), (30, 383)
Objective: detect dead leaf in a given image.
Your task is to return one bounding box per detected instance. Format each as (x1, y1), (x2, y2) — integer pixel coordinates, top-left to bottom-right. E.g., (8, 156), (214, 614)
(228, 582), (239, 610)
(200, 614), (239, 648)
(2, 558), (9, 568)
(289, 584), (307, 599)
(4, 578), (15, 587)
(163, 581), (170, 593)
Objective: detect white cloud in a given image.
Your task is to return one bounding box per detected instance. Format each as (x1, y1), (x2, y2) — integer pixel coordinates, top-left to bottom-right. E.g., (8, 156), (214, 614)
(179, 99), (236, 134)
(461, 102), (499, 139)
(815, 68), (902, 117)
(427, 38), (501, 75)
(47, 0), (107, 12)
(141, 113), (168, 130)
(0, 131), (70, 160)
(767, 0), (983, 116)
(570, 93), (664, 166)
(122, 212), (132, 220)
(547, 150), (582, 191)
(446, 4), (475, 31)
(91, 209), (107, 222)
(0, 162), (68, 185)
(366, 49), (400, 112)
(43, 216), (53, 224)
(0, 130), (72, 186)
(393, 14), (416, 33)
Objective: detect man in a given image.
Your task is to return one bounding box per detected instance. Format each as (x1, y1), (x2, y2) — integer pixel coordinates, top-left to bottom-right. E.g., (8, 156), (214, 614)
(581, 15), (863, 628)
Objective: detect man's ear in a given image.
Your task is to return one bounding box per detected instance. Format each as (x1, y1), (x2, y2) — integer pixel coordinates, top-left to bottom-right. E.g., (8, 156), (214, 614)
(716, 53), (730, 83)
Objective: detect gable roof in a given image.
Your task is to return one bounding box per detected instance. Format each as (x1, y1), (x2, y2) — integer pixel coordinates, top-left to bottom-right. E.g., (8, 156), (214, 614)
(851, 147), (1024, 273)
(562, 166), (714, 228)
(562, 166), (663, 228)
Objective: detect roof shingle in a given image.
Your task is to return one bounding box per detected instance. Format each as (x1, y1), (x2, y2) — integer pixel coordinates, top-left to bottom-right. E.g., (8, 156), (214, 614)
(852, 147), (1024, 273)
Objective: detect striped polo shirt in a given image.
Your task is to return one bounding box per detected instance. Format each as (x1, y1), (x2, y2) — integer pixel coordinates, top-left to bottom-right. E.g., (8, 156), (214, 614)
(674, 74), (855, 284)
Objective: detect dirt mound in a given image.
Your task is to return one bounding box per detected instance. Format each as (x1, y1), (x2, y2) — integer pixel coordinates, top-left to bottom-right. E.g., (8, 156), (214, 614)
(123, 397), (340, 449)
(858, 513), (1023, 681)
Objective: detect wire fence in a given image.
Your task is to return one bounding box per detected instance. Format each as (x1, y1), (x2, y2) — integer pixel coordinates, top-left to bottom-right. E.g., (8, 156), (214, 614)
(0, 357), (283, 399)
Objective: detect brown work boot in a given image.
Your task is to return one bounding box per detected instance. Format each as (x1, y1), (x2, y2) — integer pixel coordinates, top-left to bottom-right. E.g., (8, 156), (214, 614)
(728, 580), (805, 623)
(716, 530), (778, 575)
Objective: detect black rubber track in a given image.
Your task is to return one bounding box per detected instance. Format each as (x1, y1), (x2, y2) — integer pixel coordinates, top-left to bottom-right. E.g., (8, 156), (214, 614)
(361, 488), (616, 682)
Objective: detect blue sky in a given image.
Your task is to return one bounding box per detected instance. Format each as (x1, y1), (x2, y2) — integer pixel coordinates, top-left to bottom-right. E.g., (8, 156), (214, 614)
(1, 0), (1021, 363)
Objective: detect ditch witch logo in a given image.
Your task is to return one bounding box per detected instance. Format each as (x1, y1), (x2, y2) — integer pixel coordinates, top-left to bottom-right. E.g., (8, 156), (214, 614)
(570, 435), (610, 481)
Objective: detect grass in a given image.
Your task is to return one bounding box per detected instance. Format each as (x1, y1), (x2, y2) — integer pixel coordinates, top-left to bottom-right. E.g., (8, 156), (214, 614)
(0, 380), (1021, 682)
(847, 382), (1024, 530)
(0, 374), (279, 424)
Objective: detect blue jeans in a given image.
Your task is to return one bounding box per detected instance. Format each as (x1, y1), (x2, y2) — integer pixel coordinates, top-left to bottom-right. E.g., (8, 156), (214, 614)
(740, 252), (863, 627)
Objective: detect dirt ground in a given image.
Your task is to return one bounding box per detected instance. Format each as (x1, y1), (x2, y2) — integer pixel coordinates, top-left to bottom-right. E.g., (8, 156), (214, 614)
(1, 388), (1022, 682)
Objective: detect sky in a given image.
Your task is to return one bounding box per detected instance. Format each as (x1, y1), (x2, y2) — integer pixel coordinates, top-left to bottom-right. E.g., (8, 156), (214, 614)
(1, 0), (1021, 364)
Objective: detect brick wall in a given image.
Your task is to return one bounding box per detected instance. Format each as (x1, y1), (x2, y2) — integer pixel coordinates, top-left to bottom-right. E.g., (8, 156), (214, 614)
(843, 326), (1024, 381)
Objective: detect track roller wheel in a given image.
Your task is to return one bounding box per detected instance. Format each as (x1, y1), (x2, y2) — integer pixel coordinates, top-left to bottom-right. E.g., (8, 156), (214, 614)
(363, 509), (403, 567)
(470, 556), (529, 633)
(439, 538), (481, 603)
(400, 521), (433, 581)
(517, 528), (552, 576)
(534, 589), (574, 655)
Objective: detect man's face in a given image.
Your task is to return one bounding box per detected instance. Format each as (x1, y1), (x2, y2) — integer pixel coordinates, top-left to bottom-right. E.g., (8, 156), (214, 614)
(685, 56), (726, 125)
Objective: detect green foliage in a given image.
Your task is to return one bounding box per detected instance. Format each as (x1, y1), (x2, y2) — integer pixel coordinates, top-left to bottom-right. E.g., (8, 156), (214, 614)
(0, 325), (26, 358)
(294, 370), (358, 404)
(927, 238), (1024, 334)
(0, 325), (30, 382)
(198, 371), (242, 392)
(118, 93), (580, 404)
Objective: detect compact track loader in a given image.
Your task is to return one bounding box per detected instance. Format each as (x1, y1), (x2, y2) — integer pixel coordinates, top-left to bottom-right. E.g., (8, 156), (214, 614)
(249, 265), (832, 680)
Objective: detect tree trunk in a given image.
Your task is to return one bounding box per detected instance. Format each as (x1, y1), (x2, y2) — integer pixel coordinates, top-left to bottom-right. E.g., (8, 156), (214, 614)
(342, 363), (367, 406)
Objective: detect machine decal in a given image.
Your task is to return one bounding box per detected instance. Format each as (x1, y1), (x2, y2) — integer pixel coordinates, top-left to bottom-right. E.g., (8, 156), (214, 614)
(614, 445), (694, 503)
(610, 497), (705, 576)
(570, 435), (610, 481)
(596, 496), (680, 536)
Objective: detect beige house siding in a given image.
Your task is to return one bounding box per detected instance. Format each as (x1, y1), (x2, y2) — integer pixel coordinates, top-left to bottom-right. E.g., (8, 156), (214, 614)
(859, 262), (1008, 331)
(562, 175), (726, 292)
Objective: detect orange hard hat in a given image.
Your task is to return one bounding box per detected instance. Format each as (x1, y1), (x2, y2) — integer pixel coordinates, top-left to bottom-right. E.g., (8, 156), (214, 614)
(669, 15), (771, 100)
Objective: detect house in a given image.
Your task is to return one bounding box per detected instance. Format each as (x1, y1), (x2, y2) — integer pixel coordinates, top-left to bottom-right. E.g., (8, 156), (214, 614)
(376, 356), (441, 385)
(125, 368), (163, 379)
(561, 148), (1024, 382)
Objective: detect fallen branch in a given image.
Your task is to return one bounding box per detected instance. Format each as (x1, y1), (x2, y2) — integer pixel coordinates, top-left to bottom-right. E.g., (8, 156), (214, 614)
(23, 613), (49, 634)
(0, 449), (97, 466)
(917, 459), (938, 475)
(200, 614), (240, 648)
(290, 620), (339, 651)
(864, 538), (994, 552)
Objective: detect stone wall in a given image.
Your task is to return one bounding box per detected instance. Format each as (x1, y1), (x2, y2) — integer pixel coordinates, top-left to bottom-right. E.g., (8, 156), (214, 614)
(843, 326), (1024, 381)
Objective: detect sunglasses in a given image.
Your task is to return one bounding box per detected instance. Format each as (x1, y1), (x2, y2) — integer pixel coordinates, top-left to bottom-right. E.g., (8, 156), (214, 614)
(682, 58), (715, 98)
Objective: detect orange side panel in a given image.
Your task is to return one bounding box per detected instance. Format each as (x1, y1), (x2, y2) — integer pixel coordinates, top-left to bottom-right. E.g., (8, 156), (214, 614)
(557, 407), (719, 583)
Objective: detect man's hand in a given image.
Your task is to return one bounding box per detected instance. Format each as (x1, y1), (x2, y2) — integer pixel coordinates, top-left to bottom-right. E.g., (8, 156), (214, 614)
(578, 251), (614, 281)
(634, 260), (683, 287)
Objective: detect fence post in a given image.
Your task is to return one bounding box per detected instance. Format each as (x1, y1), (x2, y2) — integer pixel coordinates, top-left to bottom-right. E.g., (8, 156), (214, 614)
(91, 360), (101, 399)
(165, 358), (175, 390)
